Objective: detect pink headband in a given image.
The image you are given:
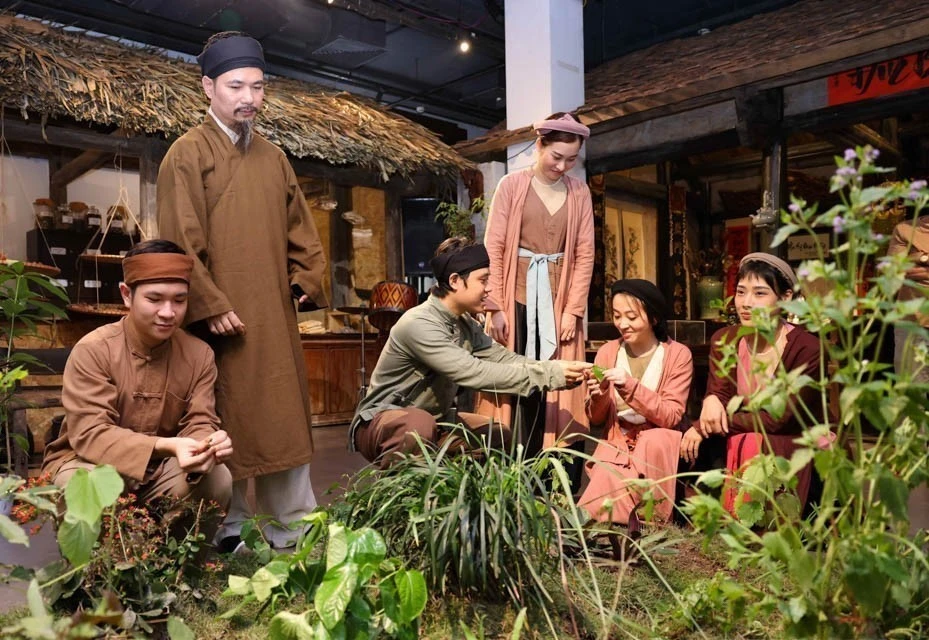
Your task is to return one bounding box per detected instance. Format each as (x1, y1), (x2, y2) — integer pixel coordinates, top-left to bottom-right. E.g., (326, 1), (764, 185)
(533, 114), (590, 139)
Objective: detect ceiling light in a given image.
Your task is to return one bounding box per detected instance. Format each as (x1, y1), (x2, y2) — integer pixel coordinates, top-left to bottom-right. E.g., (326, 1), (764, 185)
(458, 36), (471, 54)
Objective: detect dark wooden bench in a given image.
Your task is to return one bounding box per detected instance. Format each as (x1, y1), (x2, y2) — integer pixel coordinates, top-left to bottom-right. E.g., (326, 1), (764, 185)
(5, 348), (71, 477)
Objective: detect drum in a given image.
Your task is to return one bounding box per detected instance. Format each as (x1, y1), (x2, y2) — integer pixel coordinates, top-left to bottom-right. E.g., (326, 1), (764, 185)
(368, 280), (417, 332)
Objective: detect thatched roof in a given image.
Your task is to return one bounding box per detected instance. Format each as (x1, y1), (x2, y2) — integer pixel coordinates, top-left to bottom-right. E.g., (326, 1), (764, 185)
(0, 15), (471, 182)
(455, 0), (929, 162)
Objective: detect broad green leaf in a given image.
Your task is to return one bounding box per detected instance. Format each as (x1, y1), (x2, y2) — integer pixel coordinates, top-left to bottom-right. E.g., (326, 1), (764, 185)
(326, 523), (349, 570)
(788, 550), (816, 590)
(251, 563), (288, 603)
(786, 596), (807, 623)
(349, 528), (386, 567)
(876, 471), (909, 520)
(57, 514), (100, 566)
(773, 492), (801, 521)
(761, 530), (793, 564)
(226, 574), (252, 596)
(844, 550), (888, 614)
(315, 563), (359, 629)
(167, 616), (195, 640)
(696, 469), (726, 489)
(346, 593), (372, 621)
(26, 579), (45, 618)
(0, 513), (28, 546)
(856, 186), (891, 207)
(726, 395), (743, 417)
(26, 275), (70, 302)
(736, 496), (763, 526)
(269, 611), (316, 639)
(771, 223), (800, 248)
(891, 583), (912, 609)
(392, 569), (427, 624)
(64, 465), (123, 523)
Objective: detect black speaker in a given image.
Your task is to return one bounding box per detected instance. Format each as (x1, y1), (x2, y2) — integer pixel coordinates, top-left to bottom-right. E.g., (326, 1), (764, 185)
(402, 197), (445, 275)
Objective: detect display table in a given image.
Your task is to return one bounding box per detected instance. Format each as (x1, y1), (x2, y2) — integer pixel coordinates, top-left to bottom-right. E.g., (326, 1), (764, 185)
(302, 333), (381, 427)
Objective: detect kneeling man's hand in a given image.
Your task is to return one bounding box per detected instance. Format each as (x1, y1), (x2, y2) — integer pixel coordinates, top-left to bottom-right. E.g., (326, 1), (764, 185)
(197, 430), (234, 462)
(558, 360), (592, 387)
(172, 437), (216, 473)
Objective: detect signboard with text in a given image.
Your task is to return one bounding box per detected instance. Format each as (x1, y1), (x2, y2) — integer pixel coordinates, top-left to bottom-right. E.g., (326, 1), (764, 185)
(828, 50), (929, 106)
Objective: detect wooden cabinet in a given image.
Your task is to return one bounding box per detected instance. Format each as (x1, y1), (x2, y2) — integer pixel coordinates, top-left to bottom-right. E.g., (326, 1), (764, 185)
(302, 335), (380, 426)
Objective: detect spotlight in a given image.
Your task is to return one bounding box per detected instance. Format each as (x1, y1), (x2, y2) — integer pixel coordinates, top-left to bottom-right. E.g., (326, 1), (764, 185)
(458, 36), (471, 53)
(327, 0), (335, 4)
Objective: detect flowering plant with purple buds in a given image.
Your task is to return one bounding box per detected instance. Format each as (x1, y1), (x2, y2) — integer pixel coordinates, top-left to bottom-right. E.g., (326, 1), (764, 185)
(683, 146), (929, 639)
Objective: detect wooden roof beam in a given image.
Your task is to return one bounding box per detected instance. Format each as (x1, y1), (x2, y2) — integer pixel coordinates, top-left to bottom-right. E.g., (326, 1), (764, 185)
(821, 123), (901, 160)
(49, 128), (129, 191)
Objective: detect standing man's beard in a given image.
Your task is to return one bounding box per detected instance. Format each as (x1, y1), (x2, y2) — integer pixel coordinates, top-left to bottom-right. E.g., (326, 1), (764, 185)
(232, 118), (254, 153)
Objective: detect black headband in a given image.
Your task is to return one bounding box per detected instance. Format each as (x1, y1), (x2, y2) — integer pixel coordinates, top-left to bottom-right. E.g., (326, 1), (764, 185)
(430, 244), (490, 285)
(198, 35), (265, 79)
(610, 279), (669, 320)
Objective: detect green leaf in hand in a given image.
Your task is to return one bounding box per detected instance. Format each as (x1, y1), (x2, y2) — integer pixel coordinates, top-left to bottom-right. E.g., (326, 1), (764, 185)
(592, 365), (606, 382)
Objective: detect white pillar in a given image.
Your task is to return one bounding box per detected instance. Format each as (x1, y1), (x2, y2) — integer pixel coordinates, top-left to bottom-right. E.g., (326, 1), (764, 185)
(504, 0), (585, 178)
(476, 161), (506, 239)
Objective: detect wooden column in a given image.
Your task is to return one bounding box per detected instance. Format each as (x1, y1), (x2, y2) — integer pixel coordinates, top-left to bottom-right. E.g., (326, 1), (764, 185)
(47, 151), (67, 204)
(384, 189), (403, 281)
(656, 161), (675, 308)
(761, 134), (788, 258)
(330, 184), (353, 309)
(139, 136), (167, 239)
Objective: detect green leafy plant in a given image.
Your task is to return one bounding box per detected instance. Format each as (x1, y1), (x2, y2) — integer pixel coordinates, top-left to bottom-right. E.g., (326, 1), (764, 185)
(2, 464), (124, 639)
(333, 428), (588, 635)
(3, 465), (211, 638)
(0, 261), (68, 476)
(434, 196), (486, 239)
(682, 147), (929, 638)
(222, 510), (427, 639)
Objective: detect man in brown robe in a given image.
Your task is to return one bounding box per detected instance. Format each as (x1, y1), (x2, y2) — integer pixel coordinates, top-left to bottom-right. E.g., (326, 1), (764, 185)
(42, 240), (233, 513)
(157, 31), (327, 552)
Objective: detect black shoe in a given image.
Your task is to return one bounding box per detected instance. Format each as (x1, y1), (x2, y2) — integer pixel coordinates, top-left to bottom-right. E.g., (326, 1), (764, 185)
(216, 535), (247, 555)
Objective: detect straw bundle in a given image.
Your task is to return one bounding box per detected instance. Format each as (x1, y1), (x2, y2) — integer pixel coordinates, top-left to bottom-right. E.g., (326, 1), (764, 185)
(0, 15), (471, 182)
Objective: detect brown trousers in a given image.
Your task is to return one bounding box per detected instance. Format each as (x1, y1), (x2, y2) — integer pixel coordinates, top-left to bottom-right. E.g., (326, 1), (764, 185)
(354, 407), (512, 468)
(53, 457), (233, 542)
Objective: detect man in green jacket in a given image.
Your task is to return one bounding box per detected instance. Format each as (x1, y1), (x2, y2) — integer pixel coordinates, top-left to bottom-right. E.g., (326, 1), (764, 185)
(351, 237), (591, 467)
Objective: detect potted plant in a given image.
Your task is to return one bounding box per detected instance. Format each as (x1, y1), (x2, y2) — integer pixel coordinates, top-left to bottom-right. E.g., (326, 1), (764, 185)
(434, 196), (486, 240)
(0, 261), (68, 500)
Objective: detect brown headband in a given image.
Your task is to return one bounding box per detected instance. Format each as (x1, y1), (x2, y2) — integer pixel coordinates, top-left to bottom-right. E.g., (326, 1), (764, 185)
(122, 253), (194, 286)
(739, 252), (798, 288)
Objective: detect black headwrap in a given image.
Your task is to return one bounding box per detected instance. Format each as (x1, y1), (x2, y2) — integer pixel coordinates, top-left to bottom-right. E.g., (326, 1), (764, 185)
(610, 279), (670, 341)
(430, 244), (490, 285)
(198, 35), (266, 79)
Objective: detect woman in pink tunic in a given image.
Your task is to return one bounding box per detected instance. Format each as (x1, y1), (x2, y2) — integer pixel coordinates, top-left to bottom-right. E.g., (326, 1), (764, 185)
(683, 253), (825, 516)
(579, 279), (693, 525)
(479, 112), (595, 487)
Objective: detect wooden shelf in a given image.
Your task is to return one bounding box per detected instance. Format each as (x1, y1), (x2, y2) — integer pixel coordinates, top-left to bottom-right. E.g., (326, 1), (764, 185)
(66, 303), (128, 318)
(79, 253), (124, 264)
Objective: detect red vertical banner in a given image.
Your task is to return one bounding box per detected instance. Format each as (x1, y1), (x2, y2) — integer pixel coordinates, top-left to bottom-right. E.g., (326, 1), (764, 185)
(668, 186), (688, 319)
(828, 50), (929, 107)
(724, 225), (751, 297)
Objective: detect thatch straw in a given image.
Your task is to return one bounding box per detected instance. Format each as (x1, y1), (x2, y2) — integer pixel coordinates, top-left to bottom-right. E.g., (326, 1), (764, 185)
(0, 15), (471, 181)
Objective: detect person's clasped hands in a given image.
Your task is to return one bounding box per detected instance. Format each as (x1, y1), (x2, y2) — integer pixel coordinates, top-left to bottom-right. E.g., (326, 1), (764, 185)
(159, 430), (234, 474)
